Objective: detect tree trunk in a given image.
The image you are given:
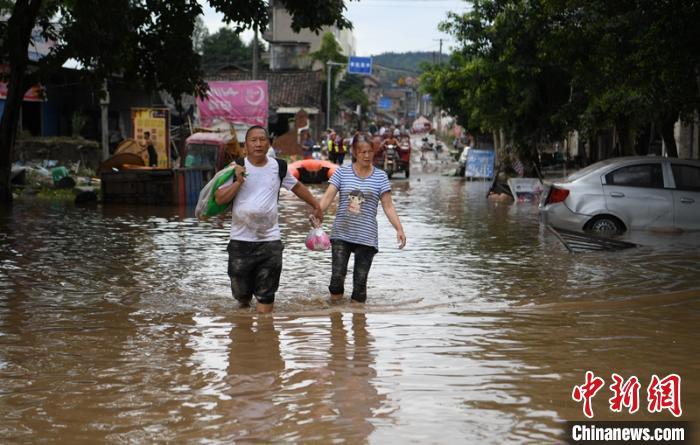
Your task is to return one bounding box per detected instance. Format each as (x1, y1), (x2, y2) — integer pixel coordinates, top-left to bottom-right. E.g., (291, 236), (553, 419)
(615, 120), (635, 156)
(635, 123), (651, 155)
(0, 0), (43, 203)
(659, 115), (679, 158)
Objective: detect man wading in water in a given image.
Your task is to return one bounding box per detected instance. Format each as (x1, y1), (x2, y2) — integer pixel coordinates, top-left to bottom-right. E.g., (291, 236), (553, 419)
(215, 126), (323, 313)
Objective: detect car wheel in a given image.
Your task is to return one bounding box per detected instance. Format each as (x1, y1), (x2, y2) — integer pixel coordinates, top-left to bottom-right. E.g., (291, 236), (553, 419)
(405, 168), (410, 179)
(585, 215), (625, 235)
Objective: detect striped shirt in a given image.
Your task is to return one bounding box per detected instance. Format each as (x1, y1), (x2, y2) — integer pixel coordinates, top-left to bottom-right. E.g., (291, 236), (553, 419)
(329, 164), (391, 249)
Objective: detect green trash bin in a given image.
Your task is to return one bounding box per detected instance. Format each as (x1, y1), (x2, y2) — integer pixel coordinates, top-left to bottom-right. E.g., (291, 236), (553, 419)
(51, 166), (69, 185)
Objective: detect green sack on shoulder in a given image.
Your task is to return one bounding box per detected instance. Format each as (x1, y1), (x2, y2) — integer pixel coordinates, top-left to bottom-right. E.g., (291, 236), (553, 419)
(195, 166), (236, 219)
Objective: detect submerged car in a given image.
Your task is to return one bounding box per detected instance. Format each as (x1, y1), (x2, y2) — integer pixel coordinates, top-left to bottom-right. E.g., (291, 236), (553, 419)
(540, 156), (700, 234)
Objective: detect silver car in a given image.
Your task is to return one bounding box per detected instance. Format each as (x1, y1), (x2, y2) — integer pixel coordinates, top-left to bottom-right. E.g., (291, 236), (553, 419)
(539, 156), (700, 234)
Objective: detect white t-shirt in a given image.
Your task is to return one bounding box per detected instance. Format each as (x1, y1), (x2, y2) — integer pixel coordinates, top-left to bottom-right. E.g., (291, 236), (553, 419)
(221, 156), (298, 241)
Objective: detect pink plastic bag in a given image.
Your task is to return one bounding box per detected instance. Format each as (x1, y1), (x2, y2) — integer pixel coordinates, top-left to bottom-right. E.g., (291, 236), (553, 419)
(305, 227), (331, 251)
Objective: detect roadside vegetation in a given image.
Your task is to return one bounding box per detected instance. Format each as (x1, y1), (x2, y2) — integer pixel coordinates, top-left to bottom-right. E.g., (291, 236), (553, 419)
(420, 1), (700, 166)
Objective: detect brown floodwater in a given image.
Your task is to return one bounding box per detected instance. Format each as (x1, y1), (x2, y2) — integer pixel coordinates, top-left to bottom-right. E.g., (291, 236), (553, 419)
(1, 163), (699, 443)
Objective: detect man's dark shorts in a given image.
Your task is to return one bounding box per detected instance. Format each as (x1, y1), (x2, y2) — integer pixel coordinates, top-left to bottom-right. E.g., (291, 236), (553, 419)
(227, 240), (283, 305)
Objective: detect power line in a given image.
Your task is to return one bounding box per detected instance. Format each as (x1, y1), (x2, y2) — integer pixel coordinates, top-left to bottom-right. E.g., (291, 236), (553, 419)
(373, 64), (421, 75)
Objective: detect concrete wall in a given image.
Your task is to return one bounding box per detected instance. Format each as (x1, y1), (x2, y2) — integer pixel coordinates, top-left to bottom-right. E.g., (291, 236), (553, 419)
(15, 137), (102, 170)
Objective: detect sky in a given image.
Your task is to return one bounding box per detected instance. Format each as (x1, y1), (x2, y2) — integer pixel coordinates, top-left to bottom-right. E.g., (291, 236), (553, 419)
(201, 0), (469, 56)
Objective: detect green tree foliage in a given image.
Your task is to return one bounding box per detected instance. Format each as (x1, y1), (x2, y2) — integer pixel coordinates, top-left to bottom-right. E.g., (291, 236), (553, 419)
(0, 0), (355, 202)
(200, 27), (251, 72)
(421, 0), (700, 161)
(421, 1), (571, 164)
(310, 32), (348, 78)
(337, 74), (369, 125)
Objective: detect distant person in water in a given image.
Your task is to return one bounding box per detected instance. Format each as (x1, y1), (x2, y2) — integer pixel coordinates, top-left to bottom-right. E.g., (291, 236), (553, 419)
(319, 137), (406, 303)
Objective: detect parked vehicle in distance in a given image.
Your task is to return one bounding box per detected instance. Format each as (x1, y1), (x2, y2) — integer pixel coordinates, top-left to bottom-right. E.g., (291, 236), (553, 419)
(374, 143), (398, 179)
(373, 139), (411, 179)
(540, 156), (700, 235)
(183, 132), (238, 177)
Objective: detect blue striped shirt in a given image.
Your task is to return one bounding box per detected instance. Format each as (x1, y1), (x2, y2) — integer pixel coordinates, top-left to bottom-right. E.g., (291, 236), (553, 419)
(329, 164), (391, 249)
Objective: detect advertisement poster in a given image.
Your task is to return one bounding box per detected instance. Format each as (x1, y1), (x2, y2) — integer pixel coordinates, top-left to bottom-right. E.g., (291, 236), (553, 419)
(196, 80), (268, 129)
(465, 149), (496, 178)
(507, 178), (545, 203)
(131, 108), (170, 168)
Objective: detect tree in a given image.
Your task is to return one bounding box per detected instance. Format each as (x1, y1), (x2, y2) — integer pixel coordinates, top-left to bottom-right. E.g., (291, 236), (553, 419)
(337, 74), (369, 127)
(421, 0), (700, 163)
(0, 0), (354, 203)
(310, 32), (348, 124)
(201, 27), (251, 72)
(421, 1), (572, 167)
(549, 0), (700, 158)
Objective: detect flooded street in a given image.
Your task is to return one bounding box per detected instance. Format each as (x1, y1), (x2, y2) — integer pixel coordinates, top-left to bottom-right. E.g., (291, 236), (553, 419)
(1, 165), (699, 443)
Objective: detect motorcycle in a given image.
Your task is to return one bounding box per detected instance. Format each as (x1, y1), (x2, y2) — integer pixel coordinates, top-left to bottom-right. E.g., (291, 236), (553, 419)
(373, 143), (397, 179)
(396, 139), (411, 178)
(421, 137), (438, 160)
(383, 144), (397, 179)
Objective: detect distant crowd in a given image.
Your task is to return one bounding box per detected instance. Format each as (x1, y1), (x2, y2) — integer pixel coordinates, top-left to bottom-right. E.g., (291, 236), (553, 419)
(291, 123), (414, 164)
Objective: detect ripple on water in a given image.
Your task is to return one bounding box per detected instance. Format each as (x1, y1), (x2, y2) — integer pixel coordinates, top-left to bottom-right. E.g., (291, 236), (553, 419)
(1, 176), (700, 443)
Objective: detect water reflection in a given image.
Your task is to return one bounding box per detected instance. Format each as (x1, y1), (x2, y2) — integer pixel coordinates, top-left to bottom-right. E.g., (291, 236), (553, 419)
(325, 313), (385, 440)
(2, 173), (700, 443)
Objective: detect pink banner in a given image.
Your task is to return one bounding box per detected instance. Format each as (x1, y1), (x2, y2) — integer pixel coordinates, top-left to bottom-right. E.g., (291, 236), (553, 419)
(0, 83), (44, 102)
(197, 80), (268, 128)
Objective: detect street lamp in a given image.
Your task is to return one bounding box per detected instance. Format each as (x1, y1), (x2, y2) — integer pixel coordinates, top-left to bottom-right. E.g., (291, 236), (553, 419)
(326, 61), (345, 130)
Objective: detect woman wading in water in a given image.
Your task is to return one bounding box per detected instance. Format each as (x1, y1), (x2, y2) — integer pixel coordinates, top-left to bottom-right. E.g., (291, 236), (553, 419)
(319, 137), (406, 303)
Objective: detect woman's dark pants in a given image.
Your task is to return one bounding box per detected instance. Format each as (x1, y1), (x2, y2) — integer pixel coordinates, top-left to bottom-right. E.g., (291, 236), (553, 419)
(329, 240), (377, 303)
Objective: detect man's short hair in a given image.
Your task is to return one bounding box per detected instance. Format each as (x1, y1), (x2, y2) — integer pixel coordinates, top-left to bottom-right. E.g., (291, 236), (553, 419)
(245, 125), (268, 141)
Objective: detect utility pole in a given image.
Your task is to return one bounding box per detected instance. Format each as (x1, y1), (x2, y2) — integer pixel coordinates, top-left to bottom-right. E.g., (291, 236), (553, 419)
(325, 61), (345, 130)
(252, 25), (259, 79)
(326, 62), (332, 130)
(100, 79), (110, 161)
(434, 39), (444, 136)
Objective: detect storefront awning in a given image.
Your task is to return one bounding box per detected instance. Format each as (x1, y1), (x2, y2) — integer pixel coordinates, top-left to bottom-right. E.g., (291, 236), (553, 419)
(276, 106), (319, 115)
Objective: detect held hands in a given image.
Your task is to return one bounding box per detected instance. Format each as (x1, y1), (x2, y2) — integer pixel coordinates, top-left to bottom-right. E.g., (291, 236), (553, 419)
(309, 207), (324, 227)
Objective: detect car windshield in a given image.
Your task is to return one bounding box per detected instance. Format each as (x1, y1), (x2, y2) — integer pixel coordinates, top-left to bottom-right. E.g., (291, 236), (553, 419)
(185, 143), (218, 169)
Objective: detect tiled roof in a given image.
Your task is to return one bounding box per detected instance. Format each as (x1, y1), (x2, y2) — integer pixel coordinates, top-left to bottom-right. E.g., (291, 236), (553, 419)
(208, 71), (323, 109)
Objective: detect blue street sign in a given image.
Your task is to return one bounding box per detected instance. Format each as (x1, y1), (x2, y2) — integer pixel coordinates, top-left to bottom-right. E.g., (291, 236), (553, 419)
(378, 97), (393, 109)
(348, 56), (372, 75)
(465, 149), (496, 179)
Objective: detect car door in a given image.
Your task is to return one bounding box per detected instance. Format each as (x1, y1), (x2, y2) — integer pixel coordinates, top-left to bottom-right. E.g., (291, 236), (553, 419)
(670, 162), (700, 230)
(602, 161), (674, 230)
